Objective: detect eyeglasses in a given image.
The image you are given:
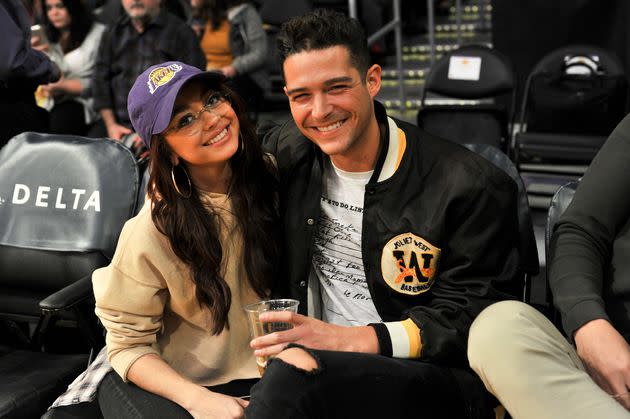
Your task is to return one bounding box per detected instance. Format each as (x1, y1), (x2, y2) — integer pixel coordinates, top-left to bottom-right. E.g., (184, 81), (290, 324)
(162, 92), (230, 137)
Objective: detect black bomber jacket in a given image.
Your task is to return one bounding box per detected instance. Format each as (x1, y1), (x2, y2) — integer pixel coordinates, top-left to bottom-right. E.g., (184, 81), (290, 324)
(262, 102), (522, 367)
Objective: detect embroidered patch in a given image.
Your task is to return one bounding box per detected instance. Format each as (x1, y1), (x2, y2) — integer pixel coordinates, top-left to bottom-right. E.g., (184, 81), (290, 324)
(380, 233), (441, 295)
(147, 63), (183, 94)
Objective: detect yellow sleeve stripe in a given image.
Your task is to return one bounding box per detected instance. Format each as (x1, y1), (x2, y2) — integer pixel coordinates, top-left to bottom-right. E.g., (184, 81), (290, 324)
(395, 128), (406, 171)
(383, 318), (422, 358)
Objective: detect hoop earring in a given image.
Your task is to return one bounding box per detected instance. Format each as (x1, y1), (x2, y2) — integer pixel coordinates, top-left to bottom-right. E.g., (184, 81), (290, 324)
(171, 164), (192, 198)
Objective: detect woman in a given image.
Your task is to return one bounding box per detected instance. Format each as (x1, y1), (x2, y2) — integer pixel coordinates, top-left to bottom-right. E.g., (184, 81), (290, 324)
(93, 61), (279, 418)
(190, 0), (267, 112)
(37, 0), (105, 135)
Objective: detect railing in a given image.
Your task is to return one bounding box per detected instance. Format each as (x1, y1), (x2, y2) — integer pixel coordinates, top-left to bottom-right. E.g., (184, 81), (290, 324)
(348, 0), (405, 110)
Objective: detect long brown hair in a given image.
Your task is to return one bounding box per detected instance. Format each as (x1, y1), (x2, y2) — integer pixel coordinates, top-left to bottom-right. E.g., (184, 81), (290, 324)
(146, 81), (278, 334)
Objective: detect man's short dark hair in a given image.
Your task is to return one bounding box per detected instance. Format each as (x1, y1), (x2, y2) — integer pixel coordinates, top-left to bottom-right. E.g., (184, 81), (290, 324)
(277, 8), (371, 77)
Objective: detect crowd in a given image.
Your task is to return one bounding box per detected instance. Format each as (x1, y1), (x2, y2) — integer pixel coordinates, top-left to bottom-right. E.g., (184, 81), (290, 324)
(2, 2), (630, 419)
(1, 0), (267, 148)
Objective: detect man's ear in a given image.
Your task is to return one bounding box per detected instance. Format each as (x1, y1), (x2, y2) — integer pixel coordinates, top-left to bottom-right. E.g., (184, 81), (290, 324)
(366, 64), (382, 98)
(283, 86), (289, 98)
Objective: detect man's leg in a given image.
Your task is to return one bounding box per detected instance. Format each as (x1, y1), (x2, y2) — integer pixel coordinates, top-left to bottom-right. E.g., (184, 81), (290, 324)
(246, 345), (494, 419)
(468, 300), (630, 419)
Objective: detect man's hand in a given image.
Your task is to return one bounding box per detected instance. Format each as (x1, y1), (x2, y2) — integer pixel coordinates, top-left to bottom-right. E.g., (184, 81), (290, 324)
(574, 318), (630, 410)
(41, 77), (65, 98)
(106, 122), (132, 141)
(221, 65), (237, 78)
(249, 311), (379, 358)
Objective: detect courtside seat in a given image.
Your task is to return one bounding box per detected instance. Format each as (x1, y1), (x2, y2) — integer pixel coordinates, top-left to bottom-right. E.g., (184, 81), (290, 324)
(418, 45), (516, 151)
(0, 133), (141, 418)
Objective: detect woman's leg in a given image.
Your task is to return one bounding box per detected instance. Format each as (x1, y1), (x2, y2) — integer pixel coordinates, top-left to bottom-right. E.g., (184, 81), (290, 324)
(97, 371), (258, 419)
(246, 345), (494, 419)
(97, 371), (191, 419)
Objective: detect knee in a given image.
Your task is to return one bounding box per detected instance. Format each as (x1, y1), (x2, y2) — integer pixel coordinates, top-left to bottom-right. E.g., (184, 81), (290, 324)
(275, 347), (318, 372)
(468, 300), (536, 368)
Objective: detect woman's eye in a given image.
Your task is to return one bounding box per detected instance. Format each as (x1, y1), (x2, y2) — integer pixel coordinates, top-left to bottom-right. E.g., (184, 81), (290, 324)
(177, 114), (195, 128)
(205, 93), (222, 107)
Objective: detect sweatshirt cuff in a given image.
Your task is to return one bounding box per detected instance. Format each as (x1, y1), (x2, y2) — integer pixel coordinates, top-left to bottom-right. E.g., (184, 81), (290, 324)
(109, 346), (159, 382)
(371, 319), (422, 359)
(564, 299), (610, 341)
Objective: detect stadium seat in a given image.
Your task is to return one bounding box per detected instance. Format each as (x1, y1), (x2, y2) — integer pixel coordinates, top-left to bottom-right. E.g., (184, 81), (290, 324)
(513, 45), (626, 210)
(418, 45), (516, 150)
(0, 133), (142, 418)
(513, 45), (628, 166)
(258, 0), (312, 103)
(544, 180), (579, 328)
(463, 143), (539, 301)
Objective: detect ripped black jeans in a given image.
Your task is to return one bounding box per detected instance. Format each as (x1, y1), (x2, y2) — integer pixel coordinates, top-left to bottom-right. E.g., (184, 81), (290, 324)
(245, 345), (495, 419)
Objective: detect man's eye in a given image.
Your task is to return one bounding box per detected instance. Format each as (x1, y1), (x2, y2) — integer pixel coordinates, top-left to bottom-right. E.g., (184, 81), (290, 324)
(177, 114), (195, 128)
(292, 94), (309, 102)
(329, 85), (348, 92)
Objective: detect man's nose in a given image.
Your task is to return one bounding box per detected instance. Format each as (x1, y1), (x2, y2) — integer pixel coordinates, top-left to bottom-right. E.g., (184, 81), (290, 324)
(311, 94), (332, 120)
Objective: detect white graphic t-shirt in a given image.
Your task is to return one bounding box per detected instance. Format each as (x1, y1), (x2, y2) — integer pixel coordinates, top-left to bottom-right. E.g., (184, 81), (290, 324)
(312, 158), (382, 326)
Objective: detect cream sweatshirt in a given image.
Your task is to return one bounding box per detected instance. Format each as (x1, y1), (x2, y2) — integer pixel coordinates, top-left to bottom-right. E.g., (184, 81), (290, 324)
(93, 193), (261, 385)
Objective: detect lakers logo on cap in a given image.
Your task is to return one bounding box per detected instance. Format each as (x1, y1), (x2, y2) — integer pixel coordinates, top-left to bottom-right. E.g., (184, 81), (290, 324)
(380, 233), (440, 295)
(147, 63), (183, 94)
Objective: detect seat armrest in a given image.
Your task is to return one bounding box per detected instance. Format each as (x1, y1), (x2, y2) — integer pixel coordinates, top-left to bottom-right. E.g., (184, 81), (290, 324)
(40, 275), (93, 313)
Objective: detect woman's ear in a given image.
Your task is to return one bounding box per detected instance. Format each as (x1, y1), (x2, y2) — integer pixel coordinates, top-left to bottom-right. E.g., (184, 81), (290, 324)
(170, 154), (179, 166)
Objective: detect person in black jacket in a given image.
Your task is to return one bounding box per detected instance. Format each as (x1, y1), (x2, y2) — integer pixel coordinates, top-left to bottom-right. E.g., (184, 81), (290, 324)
(244, 9), (522, 419)
(0, 0), (60, 148)
(468, 114), (630, 418)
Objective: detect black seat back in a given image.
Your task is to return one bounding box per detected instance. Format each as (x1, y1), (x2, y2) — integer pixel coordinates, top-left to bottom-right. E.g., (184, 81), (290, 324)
(418, 45), (516, 150)
(464, 143), (540, 300)
(544, 180), (579, 325)
(0, 133), (140, 320)
(515, 45), (628, 164)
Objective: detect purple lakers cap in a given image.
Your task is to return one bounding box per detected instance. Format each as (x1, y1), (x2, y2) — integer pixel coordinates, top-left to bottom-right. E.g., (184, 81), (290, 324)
(127, 61), (225, 147)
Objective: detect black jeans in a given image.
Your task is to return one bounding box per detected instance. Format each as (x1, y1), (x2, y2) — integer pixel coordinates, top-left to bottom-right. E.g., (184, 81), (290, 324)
(245, 347), (496, 419)
(97, 370), (258, 419)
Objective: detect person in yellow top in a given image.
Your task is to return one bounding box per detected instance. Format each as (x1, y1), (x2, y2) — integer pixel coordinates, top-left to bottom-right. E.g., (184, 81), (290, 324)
(93, 61), (279, 418)
(189, 0), (267, 111)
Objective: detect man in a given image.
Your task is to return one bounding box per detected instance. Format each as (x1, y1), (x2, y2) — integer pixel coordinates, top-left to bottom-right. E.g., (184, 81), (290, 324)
(90, 0), (204, 139)
(246, 9), (523, 419)
(0, 0), (60, 147)
(468, 114), (630, 419)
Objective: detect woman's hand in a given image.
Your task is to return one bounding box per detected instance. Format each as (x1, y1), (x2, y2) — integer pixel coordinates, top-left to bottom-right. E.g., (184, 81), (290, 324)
(31, 35), (49, 52)
(187, 386), (249, 419)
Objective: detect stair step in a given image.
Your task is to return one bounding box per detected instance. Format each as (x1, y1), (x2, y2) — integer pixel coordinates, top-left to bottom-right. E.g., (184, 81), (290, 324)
(446, 13), (491, 22)
(402, 44), (462, 54)
(448, 4), (492, 14)
(381, 68), (429, 79)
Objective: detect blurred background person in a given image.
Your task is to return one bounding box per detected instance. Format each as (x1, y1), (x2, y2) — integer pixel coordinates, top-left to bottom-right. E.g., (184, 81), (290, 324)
(33, 0), (106, 135)
(90, 0), (205, 140)
(190, 0), (267, 113)
(1, 0), (60, 148)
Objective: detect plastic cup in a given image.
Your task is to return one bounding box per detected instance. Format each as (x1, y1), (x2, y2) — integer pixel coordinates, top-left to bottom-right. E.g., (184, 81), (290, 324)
(243, 298), (300, 374)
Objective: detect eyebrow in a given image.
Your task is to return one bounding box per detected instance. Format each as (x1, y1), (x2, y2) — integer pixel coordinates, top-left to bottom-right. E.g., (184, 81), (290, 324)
(286, 76), (354, 95)
(170, 90), (215, 117)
